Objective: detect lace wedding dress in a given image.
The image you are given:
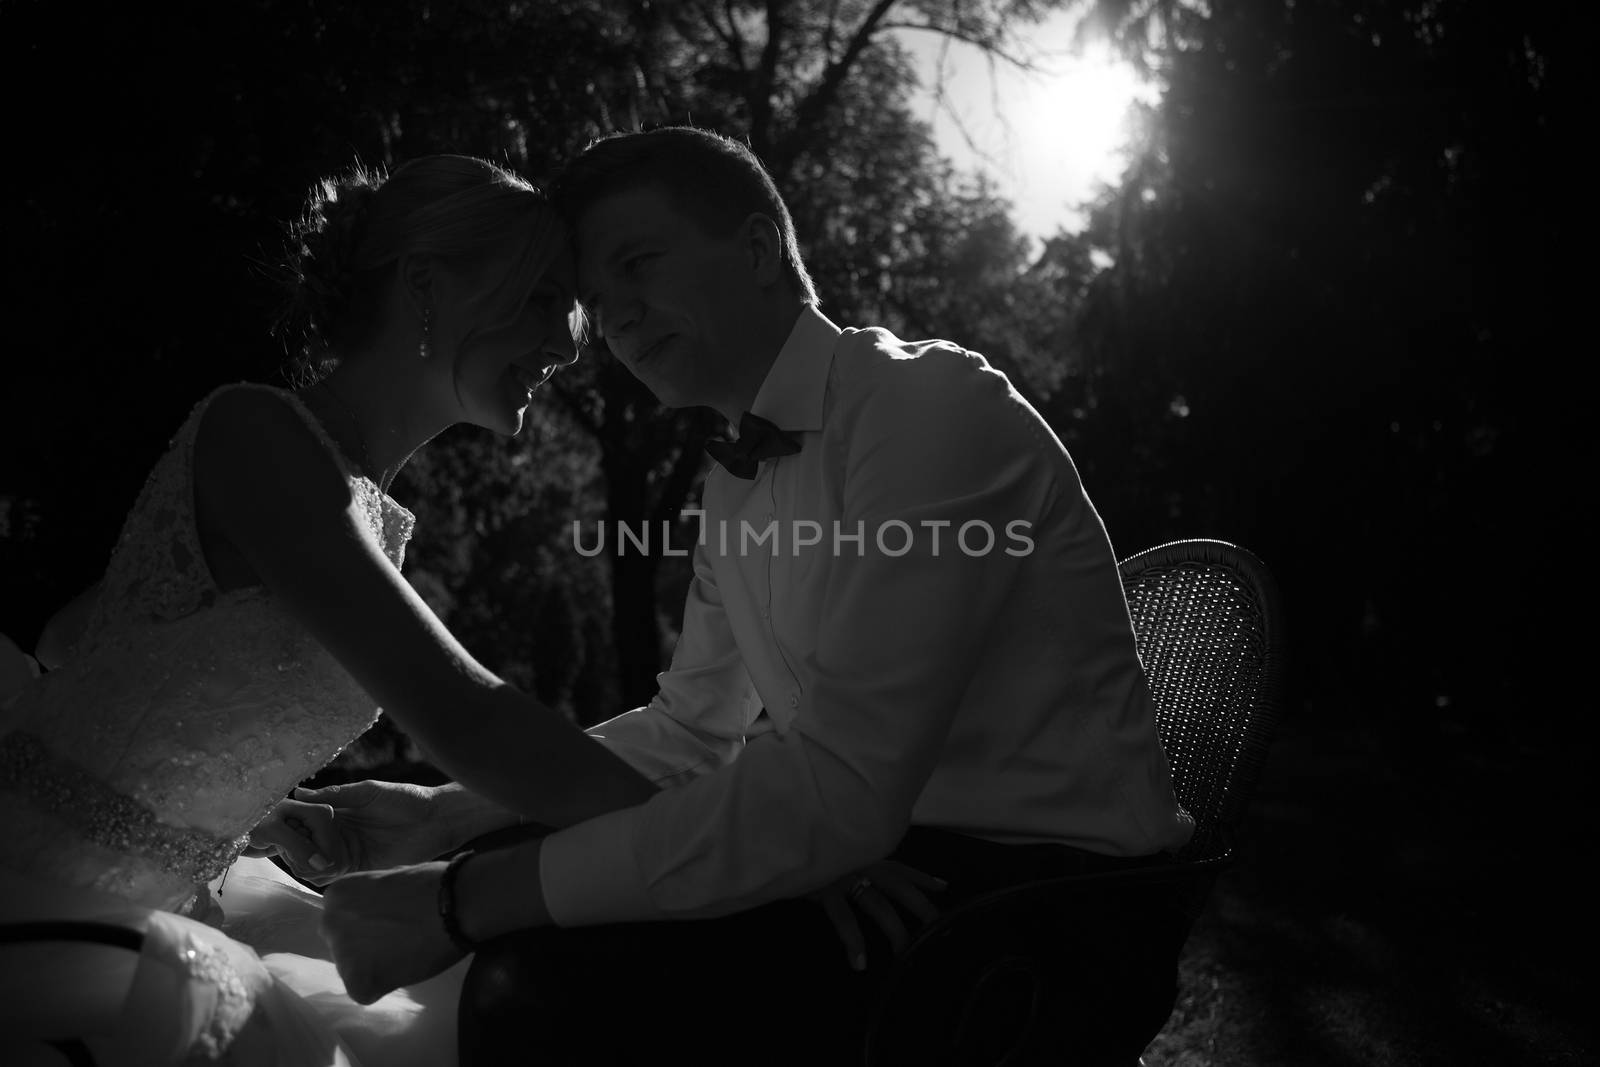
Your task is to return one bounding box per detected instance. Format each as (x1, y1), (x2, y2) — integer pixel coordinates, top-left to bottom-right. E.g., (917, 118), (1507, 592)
(0, 384), (465, 1065)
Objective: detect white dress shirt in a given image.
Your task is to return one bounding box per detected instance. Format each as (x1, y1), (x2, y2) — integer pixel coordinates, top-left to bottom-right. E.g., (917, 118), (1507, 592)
(539, 306), (1193, 926)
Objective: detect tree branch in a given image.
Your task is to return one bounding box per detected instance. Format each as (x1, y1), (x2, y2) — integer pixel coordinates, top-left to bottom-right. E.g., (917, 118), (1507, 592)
(876, 19), (1041, 71)
(748, 0), (788, 158)
(667, 3), (723, 61)
(773, 0), (901, 174)
(721, 0), (751, 70)
(684, 0), (747, 69)
(924, 33), (1008, 170)
(822, 0), (842, 59)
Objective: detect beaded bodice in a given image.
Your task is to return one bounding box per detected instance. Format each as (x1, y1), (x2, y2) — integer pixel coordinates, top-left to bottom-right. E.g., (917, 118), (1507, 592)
(0, 383), (414, 910)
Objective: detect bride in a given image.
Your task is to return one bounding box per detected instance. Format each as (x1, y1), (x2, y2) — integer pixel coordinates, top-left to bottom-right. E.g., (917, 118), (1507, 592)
(0, 154), (656, 1065)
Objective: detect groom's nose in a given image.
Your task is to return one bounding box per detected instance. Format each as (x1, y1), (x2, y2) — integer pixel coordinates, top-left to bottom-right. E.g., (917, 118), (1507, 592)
(596, 288), (643, 343)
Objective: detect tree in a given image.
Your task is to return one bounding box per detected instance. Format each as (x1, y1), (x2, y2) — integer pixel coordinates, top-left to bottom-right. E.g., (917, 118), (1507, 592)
(1, 0), (1087, 734)
(1049, 0), (1558, 716)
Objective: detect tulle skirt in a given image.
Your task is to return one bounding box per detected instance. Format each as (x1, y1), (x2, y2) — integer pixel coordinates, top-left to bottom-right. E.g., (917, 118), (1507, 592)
(220, 856), (466, 1066)
(0, 857), (465, 1066)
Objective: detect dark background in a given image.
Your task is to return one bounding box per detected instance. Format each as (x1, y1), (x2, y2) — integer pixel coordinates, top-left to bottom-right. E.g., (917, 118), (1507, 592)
(0, 2), (1578, 1062)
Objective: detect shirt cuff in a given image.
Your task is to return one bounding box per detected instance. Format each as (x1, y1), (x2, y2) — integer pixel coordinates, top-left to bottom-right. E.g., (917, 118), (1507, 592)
(587, 730), (720, 788)
(537, 805), (665, 928)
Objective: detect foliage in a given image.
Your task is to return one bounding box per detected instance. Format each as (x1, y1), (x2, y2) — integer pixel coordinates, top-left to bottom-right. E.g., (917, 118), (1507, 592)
(0, 0), (1072, 733)
(1034, 0), (1557, 716)
(0, 0), (1555, 743)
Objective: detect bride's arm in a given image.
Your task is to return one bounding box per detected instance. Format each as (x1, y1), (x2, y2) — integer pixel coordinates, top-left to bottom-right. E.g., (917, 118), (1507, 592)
(194, 388), (657, 826)
(34, 580), (100, 670)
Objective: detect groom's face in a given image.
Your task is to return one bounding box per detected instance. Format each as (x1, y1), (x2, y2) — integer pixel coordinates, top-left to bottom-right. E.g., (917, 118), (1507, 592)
(574, 185), (759, 409)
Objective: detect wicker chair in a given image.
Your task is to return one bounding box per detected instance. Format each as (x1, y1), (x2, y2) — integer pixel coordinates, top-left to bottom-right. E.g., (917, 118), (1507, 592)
(862, 539), (1285, 1066)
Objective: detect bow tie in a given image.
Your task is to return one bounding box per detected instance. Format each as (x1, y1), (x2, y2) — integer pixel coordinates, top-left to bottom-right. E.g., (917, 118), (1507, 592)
(705, 412), (802, 479)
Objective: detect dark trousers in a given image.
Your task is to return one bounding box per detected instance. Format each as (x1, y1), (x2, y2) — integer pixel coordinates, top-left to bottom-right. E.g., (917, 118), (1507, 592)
(458, 827), (1188, 1066)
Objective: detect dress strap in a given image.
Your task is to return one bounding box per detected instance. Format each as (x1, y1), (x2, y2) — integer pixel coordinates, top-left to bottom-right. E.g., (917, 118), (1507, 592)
(193, 383), (416, 568)
(120, 909), (261, 1062)
(195, 382), (363, 482)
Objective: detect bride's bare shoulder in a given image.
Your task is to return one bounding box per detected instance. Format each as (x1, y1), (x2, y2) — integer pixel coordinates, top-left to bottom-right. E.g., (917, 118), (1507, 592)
(194, 384), (351, 525)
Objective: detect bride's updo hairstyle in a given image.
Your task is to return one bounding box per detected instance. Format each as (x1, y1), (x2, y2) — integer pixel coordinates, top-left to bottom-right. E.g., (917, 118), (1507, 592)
(276, 155), (565, 380)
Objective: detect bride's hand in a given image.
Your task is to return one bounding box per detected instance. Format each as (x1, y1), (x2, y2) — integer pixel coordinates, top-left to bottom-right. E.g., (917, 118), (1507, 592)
(810, 860), (947, 972)
(245, 798), (343, 875)
(248, 780), (447, 884)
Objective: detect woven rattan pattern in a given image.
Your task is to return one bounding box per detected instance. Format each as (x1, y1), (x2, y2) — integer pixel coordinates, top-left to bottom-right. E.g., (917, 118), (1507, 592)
(1120, 539), (1284, 864)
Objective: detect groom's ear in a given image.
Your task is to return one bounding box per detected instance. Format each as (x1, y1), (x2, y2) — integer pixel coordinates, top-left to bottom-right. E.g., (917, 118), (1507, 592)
(741, 213), (785, 288)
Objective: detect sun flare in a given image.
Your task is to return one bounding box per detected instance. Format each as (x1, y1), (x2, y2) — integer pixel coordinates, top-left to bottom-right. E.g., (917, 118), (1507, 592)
(1018, 45), (1157, 191)
(902, 20), (1162, 239)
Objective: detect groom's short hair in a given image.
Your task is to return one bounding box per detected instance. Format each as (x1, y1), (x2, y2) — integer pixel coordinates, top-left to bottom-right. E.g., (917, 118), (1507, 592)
(552, 126), (819, 306)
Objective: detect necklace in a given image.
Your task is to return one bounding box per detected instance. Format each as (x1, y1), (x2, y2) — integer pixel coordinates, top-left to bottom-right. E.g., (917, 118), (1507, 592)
(315, 379), (380, 489)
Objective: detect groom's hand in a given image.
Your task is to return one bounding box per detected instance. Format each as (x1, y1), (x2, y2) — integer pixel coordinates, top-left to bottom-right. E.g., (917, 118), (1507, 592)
(249, 780), (447, 884)
(320, 863), (466, 1004)
(812, 860), (947, 972)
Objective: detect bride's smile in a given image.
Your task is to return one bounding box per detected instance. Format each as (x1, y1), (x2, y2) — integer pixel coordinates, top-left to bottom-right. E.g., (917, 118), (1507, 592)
(506, 360), (554, 396)
(453, 252), (581, 435)
(0, 154), (631, 1065)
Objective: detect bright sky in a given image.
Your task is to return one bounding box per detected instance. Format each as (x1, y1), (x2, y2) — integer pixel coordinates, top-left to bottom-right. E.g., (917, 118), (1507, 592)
(892, 8), (1161, 246)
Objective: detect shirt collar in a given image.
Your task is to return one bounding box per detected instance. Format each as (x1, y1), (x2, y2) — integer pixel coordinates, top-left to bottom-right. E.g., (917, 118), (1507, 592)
(740, 304), (840, 436)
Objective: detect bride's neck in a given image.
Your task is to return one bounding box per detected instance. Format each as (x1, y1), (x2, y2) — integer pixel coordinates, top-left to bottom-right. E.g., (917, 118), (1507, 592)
(310, 357), (451, 492)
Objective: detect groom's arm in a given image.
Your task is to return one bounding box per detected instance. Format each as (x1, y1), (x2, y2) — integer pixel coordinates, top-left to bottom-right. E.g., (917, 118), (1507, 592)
(414, 544), (755, 853)
(583, 539), (760, 788)
(460, 349), (1055, 932)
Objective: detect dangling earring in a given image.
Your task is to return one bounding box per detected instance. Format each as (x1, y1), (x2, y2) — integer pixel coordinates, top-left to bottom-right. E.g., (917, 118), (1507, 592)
(419, 308), (433, 361)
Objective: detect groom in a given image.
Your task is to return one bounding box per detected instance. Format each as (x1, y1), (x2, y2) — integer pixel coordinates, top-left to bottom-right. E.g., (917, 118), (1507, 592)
(316, 127), (1194, 1063)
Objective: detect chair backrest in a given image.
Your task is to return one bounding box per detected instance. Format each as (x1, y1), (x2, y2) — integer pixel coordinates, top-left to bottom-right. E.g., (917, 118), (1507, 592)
(1119, 539), (1285, 864)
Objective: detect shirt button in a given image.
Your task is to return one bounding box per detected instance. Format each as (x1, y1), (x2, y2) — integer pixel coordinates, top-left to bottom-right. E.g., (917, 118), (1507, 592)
(765, 512), (775, 522)
(788, 694), (800, 709)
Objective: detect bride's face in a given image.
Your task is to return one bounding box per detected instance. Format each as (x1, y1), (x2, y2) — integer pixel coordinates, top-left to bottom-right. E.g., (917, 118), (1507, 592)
(448, 252), (580, 436)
